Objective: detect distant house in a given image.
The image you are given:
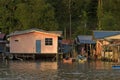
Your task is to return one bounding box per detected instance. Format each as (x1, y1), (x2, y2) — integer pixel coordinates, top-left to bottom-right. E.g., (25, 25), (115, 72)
(75, 35), (96, 58)
(59, 39), (74, 58)
(0, 33), (6, 53)
(8, 29), (62, 59)
(60, 39), (73, 53)
(93, 31), (120, 61)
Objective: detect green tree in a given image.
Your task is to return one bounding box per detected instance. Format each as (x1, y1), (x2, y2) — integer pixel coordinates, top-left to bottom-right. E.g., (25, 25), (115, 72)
(1, 0), (120, 37)
(97, 0), (120, 30)
(0, 0), (16, 33)
(101, 12), (119, 30)
(15, 0), (58, 31)
(14, 3), (31, 30)
(0, 0), (58, 34)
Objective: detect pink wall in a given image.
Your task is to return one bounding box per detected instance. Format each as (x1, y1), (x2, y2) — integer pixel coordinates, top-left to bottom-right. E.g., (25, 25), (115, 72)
(10, 32), (58, 54)
(33, 32), (58, 54)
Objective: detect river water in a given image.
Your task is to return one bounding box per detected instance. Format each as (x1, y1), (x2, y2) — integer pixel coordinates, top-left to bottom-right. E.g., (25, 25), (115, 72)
(0, 60), (120, 80)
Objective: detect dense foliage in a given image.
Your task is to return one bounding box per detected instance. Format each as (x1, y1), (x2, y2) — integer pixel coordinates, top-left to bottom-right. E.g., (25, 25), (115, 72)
(0, 0), (120, 39)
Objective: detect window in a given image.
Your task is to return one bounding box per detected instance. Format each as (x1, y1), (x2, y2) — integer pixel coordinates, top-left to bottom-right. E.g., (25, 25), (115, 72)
(45, 38), (53, 45)
(15, 40), (19, 42)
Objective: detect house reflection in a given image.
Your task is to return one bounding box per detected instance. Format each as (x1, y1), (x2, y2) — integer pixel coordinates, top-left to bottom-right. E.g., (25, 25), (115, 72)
(9, 61), (58, 73)
(89, 61), (112, 70)
(39, 62), (58, 71)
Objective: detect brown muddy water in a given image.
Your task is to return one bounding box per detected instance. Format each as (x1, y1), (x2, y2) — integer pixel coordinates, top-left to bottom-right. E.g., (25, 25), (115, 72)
(0, 60), (120, 80)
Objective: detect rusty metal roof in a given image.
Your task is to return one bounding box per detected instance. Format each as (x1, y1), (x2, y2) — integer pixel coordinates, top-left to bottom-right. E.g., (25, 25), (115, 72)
(0, 34), (5, 40)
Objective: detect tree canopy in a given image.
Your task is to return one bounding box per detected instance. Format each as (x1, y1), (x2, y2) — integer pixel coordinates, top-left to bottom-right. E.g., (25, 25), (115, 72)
(0, 0), (120, 39)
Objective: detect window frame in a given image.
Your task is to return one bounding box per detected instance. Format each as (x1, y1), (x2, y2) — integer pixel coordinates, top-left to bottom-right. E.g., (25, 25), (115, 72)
(45, 38), (53, 46)
(15, 40), (19, 42)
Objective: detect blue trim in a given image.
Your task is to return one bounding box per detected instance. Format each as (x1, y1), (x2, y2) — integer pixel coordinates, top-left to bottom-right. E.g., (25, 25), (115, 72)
(36, 40), (41, 53)
(112, 65), (120, 69)
(93, 31), (120, 39)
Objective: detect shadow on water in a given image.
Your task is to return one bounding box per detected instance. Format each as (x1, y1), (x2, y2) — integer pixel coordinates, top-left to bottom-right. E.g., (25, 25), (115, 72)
(0, 60), (120, 80)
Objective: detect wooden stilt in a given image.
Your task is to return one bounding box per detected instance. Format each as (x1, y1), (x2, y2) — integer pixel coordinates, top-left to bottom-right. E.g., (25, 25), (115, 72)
(33, 54), (35, 60)
(56, 53), (58, 62)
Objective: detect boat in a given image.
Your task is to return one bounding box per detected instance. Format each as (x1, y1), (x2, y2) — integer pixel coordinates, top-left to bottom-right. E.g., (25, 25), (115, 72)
(78, 58), (87, 63)
(63, 58), (73, 63)
(77, 55), (87, 63)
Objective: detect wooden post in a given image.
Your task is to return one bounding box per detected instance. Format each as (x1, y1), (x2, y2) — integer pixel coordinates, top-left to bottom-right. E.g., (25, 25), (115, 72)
(2, 53), (4, 61)
(56, 53), (58, 62)
(33, 54), (35, 60)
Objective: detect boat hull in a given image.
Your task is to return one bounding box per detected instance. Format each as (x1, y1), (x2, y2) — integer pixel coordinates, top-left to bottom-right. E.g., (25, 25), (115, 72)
(63, 58), (73, 63)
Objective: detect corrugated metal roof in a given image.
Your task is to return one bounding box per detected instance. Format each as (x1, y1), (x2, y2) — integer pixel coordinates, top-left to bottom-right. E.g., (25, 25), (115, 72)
(78, 35), (93, 40)
(80, 40), (96, 44)
(93, 31), (120, 39)
(8, 28), (62, 37)
(77, 35), (96, 44)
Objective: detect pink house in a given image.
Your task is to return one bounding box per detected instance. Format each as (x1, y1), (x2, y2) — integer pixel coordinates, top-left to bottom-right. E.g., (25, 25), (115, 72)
(8, 29), (62, 59)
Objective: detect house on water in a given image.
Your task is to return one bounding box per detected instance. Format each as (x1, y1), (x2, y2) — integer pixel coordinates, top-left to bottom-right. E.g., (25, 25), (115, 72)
(8, 29), (62, 60)
(0, 33), (7, 59)
(59, 39), (74, 58)
(75, 35), (96, 59)
(93, 31), (120, 61)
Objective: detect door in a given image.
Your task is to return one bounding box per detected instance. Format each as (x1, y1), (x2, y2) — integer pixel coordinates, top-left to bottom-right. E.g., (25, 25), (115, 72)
(36, 40), (41, 53)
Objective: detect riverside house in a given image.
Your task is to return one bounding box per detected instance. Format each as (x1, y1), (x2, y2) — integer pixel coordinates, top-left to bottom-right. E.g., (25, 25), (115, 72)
(8, 29), (62, 59)
(0, 33), (6, 59)
(75, 35), (96, 59)
(0, 33), (6, 53)
(93, 31), (120, 61)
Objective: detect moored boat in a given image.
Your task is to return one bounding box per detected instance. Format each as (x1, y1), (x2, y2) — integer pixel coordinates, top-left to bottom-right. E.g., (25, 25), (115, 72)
(77, 55), (87, 63)
(63, 58), (73, 63)
(78, 58), (87, 63)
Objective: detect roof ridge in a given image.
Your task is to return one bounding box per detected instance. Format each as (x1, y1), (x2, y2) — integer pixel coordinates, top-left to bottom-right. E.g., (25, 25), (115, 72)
(8, 28), (62, 37)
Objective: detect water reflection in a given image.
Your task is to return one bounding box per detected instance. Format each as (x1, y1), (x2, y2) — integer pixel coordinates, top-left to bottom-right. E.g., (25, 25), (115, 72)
(0, 60), (58, 80)
(10, 61), (58, 72)
(0, 60), (120, 80)
(87, 61), (112, 70)
(58, 61), (120, 80)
